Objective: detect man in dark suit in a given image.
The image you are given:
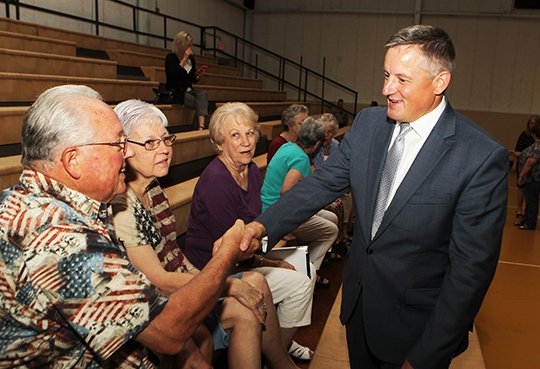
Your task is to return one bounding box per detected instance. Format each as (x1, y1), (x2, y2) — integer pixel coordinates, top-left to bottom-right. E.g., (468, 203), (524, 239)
(233, 24), (508, 369)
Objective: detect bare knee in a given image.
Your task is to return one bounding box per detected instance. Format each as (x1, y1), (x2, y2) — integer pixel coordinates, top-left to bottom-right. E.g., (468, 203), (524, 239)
(219, 297), (261, 331)
(242, 271), (270, 293)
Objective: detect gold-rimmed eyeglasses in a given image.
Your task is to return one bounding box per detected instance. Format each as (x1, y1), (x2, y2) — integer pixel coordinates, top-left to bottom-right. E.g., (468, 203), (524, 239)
(76, 136), (128, 154)
(127, 133), (176, 151)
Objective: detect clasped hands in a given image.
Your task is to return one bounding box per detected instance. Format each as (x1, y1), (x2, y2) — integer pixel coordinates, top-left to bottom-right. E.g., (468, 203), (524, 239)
(213, 220), (266, 262)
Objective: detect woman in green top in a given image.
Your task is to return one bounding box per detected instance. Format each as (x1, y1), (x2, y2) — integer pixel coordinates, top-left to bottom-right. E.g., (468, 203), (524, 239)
(261, 117), (339, 287)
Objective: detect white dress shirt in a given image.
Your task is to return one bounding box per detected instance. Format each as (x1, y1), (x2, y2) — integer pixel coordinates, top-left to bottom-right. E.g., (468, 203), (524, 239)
(384, 96), (447, 210)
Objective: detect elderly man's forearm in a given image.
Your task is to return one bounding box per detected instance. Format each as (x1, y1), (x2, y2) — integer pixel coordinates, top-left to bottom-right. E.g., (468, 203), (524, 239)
(137, 247), (237, 353)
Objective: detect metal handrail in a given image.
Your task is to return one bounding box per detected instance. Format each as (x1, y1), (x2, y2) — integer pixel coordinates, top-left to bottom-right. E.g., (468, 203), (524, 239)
(1, 0), (358, 116)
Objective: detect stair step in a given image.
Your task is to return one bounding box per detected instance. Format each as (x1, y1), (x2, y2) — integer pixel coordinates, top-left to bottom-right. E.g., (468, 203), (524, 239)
(200, 85), (286, 102)
(0, 17), (169, 58)
(217, 101), (320, 120)
(116, 65), (148, 81)
(141, 66), (260, 88)
(0, 48), (117, 79)
(0, 30), (76, 56)
(258, 120), (282, 140)
(76, 47), (110, 60)
(0, 72), (158, 104)
(0, 104), (195, 149)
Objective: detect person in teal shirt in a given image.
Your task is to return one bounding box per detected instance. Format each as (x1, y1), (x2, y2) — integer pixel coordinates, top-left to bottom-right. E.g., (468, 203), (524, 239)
(260, 117), (339, 287)
(262, 141), (311, 211)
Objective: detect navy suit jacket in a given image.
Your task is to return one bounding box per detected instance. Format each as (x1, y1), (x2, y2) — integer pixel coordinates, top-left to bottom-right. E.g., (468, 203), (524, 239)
(257, 103), (508, 369)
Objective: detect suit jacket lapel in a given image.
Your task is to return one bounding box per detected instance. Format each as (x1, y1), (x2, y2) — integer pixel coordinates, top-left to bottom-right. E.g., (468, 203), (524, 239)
(371, 104), (457, 242)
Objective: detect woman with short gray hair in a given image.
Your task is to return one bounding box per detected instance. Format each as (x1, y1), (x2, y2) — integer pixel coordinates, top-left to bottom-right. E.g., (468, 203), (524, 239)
(261, 116), (338, 288)
(313, 113), (340, 168)
(267, 104), (309, 163)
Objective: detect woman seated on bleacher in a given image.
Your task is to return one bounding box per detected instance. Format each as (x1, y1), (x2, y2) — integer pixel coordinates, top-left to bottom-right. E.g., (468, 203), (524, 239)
(111, 99), (300, 369)
(267, 104), (309, 164)
(261, 116), (339, 288)
(183, 102), (316, 361)
(165, 31), (209, 130)
(313, 113), (354, 251)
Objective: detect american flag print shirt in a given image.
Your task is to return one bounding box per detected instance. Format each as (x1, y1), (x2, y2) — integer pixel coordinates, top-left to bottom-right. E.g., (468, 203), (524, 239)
(0, 170), (167, 368)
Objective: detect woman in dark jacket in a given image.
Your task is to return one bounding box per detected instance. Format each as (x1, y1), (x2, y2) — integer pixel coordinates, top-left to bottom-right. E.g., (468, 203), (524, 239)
(165, 31), (209, 130)
(516, 122), (540, 230)
(511, 115), (539, 217)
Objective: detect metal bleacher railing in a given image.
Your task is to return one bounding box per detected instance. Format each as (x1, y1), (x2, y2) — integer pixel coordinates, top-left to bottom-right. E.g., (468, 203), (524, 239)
(1, 0), (358, 117)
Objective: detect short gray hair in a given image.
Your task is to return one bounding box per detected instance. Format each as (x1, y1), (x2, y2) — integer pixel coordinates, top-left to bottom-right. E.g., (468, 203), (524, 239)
(114, 99), (168, 136)
(281, 104), (308, 131)
(296, 116), (325, 149)
(21, 85), (102, 168)
(385, 24), (455, 77)
(319, 113), (339, 136)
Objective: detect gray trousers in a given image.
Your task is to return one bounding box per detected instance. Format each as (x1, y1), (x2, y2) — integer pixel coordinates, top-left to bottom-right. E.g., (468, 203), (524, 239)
(184, 88), (208, 118)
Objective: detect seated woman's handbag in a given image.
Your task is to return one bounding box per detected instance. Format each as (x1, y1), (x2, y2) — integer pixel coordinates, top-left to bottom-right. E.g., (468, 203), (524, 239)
(153, 84), (181, 104)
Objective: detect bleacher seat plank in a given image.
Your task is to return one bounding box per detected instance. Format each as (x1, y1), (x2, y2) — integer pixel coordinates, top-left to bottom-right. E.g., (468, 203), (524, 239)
(258, 120), (282, 140)
(141, 66), (261, 88)
(141, 64), (242, 82)
(0, 130), (213, 187)
(0, 105), (193, 147)
(160, 105), (195, 129)
(0, 106), (27, 146)
(199, 73), (263, 89)
(107, 49), (169, 69)
(170, 130), (215, 166)
(0, 103), (319, 149)
(0, 17), (169, 58)
(0, 154), (22, 190)
(219, 101), (319, 120)
(201, 85), (286, 102)
(107, 49), (218, 69)
(0, 72), (157, 103)
(0, 30), (77, 56)
(0, 48), (117, 79)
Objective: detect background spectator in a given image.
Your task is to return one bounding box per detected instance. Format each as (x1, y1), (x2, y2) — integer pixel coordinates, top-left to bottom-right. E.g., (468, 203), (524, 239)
(165, 31), (209, 130)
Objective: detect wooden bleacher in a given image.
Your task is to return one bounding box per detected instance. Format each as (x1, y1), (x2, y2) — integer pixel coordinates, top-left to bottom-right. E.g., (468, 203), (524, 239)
(0, 17), (170, 57)
(0, 30), (77, 56)
(0, 72), (158, 103)
(0, 48), (118, 78)
(0, 102), (317, 151)
(0, 16), (321, 188)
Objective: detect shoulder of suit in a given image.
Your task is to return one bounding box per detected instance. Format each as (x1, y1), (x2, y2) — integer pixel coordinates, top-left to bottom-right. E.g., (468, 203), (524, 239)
(350, 106), (392, 131)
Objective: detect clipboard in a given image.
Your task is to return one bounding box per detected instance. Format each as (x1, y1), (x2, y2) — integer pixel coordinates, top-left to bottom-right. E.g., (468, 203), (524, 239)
(265, 245), (311, 278)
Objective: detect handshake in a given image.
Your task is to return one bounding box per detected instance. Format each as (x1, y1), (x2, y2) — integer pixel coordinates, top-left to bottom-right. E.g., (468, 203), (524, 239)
(213, 220), (267, 263)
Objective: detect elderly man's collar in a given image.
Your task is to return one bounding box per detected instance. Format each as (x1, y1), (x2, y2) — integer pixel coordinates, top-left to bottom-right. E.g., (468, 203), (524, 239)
(19, 169), (109, 222)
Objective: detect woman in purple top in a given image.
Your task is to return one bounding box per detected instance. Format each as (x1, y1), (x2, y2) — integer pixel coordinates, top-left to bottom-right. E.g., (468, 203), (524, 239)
(185, 158), (262, 269)
(185, 102), (316, 361)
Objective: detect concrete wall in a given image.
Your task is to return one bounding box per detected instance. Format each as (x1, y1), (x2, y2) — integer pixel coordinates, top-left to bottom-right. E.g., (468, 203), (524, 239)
(250, 0), (540, 117)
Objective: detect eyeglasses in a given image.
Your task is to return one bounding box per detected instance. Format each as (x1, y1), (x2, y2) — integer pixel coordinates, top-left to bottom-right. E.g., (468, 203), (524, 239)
(76, 136), (128, 154)
(127, 133), (176, 151)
